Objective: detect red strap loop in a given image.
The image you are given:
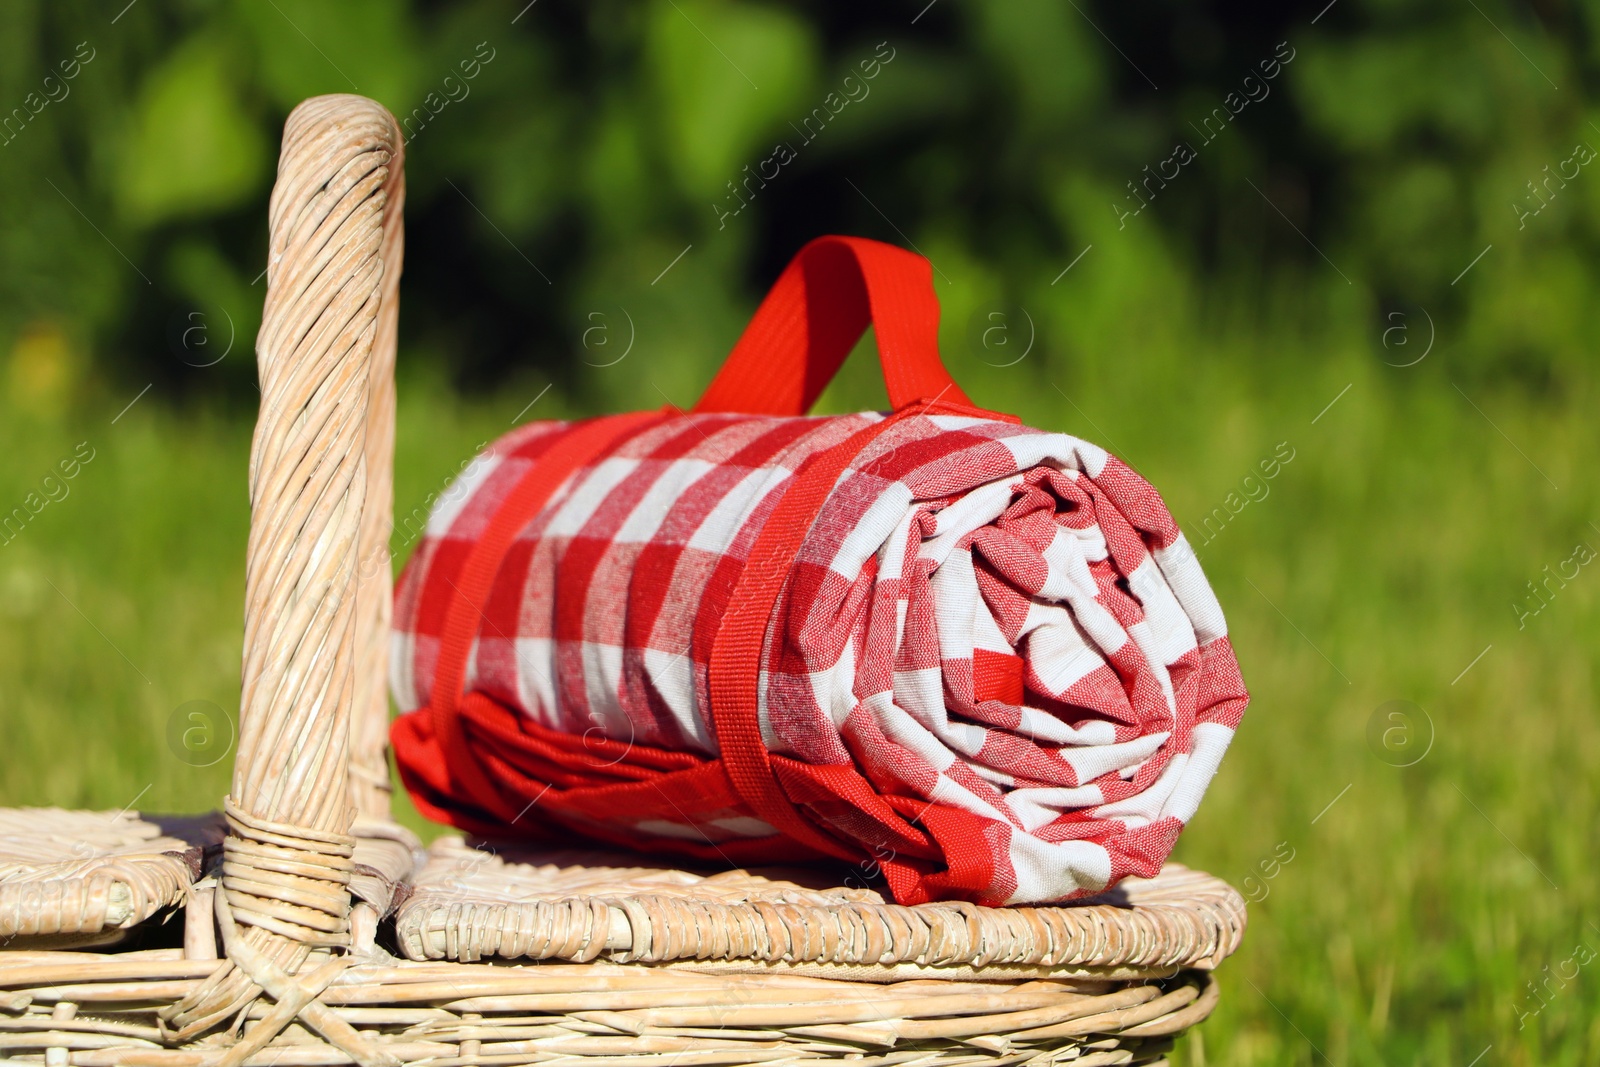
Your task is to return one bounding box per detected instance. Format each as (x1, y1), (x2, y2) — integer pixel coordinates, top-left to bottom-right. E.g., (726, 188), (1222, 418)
(693, 235), (972, 416)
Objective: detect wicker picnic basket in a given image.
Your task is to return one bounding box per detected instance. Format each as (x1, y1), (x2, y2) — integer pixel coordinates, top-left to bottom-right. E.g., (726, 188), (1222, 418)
(0, 95), (1246, 1067)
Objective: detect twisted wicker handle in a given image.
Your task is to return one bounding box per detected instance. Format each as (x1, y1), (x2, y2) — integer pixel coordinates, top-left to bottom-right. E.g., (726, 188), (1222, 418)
(352, 108), (404, 822)
(163, 96), (402, 1052)
(236, 90), (399, 847)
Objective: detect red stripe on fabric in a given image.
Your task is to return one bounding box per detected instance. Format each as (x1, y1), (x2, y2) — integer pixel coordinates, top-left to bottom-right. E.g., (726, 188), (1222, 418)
(880, 796), (1010, 906)
(425, 693), (843, 865)
(466, 691), (702, 777)
(1196, 636), (1249, 728)
(1093, 455), (1183, 551)
(973, 648), (1025, 706)
(1106, 817), (1183, 882)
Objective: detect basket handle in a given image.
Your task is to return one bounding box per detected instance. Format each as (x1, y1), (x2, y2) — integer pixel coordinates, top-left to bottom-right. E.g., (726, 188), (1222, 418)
(163, 95), (403, 1049)
(351, 115), (404, 822)
(236, 92), (398, 842)
(692, 235), (972, 416)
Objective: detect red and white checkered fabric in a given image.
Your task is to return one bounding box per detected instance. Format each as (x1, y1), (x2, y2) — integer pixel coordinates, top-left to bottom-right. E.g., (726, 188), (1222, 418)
(390, 407), (1247, 906)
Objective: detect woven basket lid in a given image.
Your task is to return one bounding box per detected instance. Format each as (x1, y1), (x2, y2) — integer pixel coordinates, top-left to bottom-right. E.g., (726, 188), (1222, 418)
(394, 836), (1245, 980)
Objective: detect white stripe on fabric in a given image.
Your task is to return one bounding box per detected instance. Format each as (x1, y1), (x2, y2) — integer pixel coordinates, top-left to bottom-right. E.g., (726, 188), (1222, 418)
(927, 414), (1001, 432)
(687, 465), (790, 554)
(1163, 721), (1234, 823)
(1092, 752), (1185, 827)
(1022, 603), (1112, 697)
(998, 432), (1110, 480)
(635, 820), (722, 842)
(581, 641), (627, 738)
(644, 647), (714, 753)
(1154, 534), (1228, 643)
(922, 476), (1017, 555)
(614, 459), (714, 543)
(864, 691), (961, 774)
(1003, 836), (1113, 904)
(924, 762), (1015, 825)
(972, 587), (1013, 656)
(543, 458), (640, 537)
(425, 452), (505, 535)
(1017, 708), (1118, 746)
(931, 549), (977, 662)
(1058, 731), (1170, 784)
(509, 636), (559, 726)
(1008, 783), (1107, 818)
(389, 630), (417, 713)
(1127, 555), (1201, 667)
(1039, 524), (1102, 601)
(824, 482), (914, 579)
(892, 666), (948, 735)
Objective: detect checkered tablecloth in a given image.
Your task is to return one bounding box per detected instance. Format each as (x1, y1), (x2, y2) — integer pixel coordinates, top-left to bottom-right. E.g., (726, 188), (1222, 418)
(390, 405), (1246, 906)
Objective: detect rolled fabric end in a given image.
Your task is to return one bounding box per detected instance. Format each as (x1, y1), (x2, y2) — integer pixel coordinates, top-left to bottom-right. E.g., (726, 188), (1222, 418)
(391, 410), (1247, 906)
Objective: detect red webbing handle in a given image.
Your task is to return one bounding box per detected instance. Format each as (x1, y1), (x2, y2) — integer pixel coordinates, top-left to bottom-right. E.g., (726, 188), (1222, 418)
(693, 235), (971, 416)
(706, 410), (918, 860)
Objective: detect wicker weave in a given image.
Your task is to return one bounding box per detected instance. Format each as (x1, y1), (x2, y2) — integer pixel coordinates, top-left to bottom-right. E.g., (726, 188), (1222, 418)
(0, 94), (1246, 1066)
(396, 840), (1244, 976)
(0, 809), (213, 947)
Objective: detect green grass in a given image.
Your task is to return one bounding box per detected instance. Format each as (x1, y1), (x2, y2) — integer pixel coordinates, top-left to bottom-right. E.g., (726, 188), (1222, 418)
(0, 294), (1596, 1065)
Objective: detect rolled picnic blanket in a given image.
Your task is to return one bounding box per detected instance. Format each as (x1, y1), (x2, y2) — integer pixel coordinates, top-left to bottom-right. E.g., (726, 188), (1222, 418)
(390, 236), (1247, 906)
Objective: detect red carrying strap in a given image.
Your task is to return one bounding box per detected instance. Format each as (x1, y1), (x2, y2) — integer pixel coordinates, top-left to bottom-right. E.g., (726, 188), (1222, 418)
(694, 235), (973, 416)
(706, 408), (923, 861)
(409, 235), (1009, 856)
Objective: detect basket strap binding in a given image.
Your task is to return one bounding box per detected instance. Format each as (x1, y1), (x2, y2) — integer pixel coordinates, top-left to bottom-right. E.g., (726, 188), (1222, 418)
(707, 403), (940, 859)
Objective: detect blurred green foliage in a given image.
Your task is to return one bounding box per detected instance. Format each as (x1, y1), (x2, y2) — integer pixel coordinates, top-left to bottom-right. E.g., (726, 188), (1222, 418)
(3, 0), (1597, 405)
(1, 1), (1599, 1065)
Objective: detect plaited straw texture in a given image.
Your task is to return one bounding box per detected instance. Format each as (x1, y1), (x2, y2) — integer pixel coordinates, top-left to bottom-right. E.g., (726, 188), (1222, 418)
(0, 948), (1212, 1065)
(162, 93), (399, 1042)
(348, 818), (423, 918)
(396, 838), (1245, 974)
(0, 809), (202, 944)
(350, 133), (404, 823)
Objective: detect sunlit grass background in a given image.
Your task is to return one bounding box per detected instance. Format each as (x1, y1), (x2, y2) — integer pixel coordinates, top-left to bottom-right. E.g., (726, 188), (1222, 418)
(2, 267), (1596, 1065)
